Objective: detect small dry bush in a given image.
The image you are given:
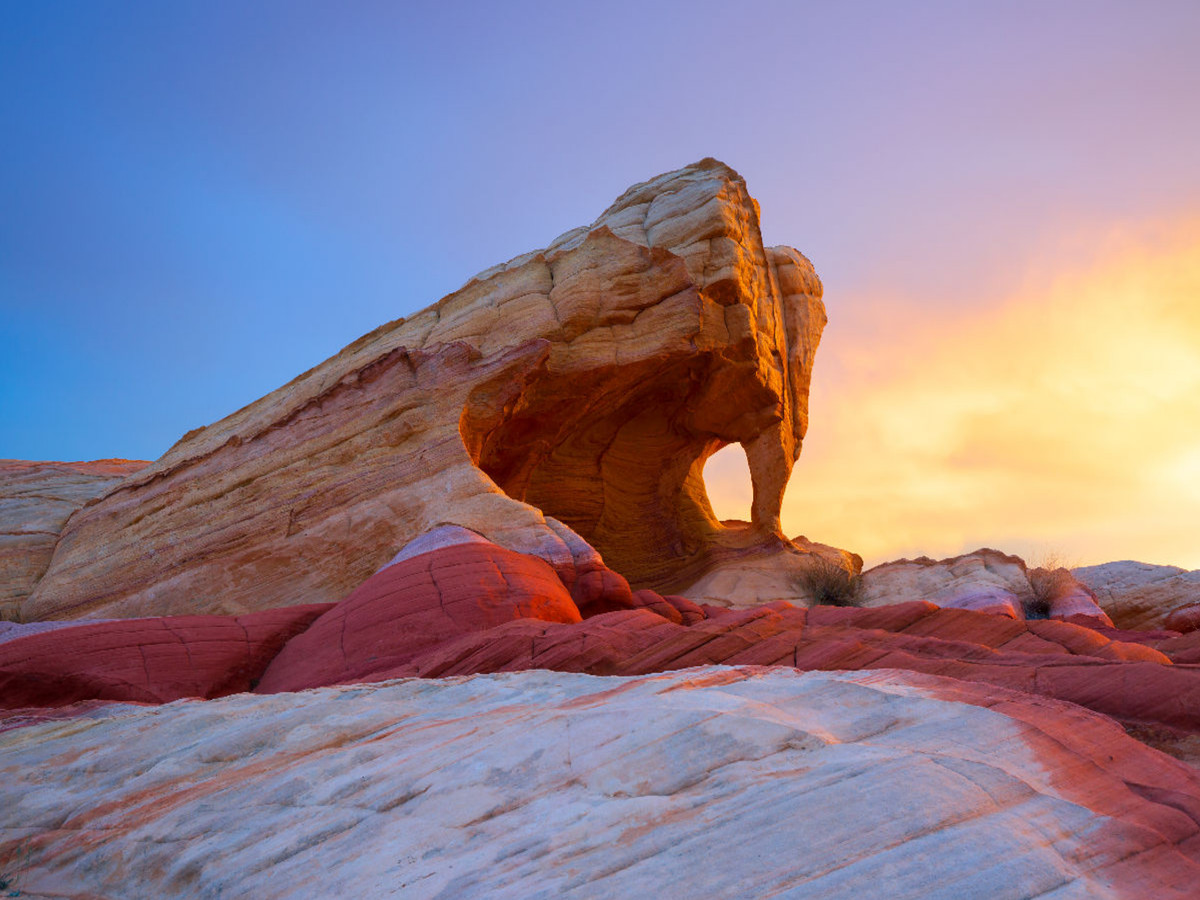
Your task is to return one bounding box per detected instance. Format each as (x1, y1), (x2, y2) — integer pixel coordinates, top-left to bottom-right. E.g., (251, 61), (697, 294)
(1026, 552), (1078, 620)
(794, 556), (862, 607)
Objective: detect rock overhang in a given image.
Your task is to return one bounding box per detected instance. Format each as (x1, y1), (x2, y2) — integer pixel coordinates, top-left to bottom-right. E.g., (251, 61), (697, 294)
(22, 159), (827, 620)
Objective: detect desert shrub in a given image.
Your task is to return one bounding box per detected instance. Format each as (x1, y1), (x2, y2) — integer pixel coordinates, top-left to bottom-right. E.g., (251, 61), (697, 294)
(1026, 552), (1077, 620)
(794, 556), (862, 607)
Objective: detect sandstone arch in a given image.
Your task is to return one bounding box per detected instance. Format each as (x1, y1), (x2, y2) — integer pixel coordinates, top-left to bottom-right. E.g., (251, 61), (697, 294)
(23, 159), (827, 619)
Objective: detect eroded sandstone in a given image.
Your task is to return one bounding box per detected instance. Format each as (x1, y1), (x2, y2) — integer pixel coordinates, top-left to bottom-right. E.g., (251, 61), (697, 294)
(3, 667), (1199, 899)
(0, 459), (146, 621)
(5, 535), (1198, 755)
(860, 549), (1111, 624)
(1076, 560), (1200, 630)
(22, 160), (825, 621)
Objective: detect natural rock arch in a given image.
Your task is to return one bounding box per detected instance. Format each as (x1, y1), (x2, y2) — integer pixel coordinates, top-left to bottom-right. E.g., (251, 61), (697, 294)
(24, 159), (826, 619)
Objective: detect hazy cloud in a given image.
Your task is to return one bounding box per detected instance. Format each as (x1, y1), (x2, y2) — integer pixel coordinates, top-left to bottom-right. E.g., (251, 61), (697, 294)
(706, 219), (1200, 569)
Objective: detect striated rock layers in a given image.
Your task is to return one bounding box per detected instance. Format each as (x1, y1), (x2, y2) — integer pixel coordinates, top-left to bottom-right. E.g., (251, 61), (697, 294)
(0, 459), (146, 621)
(6, 534), (1200, 763)
(4, 666), (1200, 899)
(22, 159), (825, 622)
(1077, 561), (1200, 631)
(860, 549), (1112, 624)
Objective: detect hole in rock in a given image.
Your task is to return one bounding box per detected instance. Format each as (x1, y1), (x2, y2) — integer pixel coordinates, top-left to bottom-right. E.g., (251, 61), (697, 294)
(703, 444), (754, 525)
(462, 358), (770, 593)
(459, 343), (792, 595)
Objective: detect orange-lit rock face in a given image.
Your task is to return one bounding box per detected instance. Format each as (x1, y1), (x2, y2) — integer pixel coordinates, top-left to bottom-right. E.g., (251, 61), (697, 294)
(22, 160), (825, 620)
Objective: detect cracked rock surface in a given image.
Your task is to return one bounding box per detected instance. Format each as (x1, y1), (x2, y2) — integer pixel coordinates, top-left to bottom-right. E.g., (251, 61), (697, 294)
(4, 666), (1200, 899)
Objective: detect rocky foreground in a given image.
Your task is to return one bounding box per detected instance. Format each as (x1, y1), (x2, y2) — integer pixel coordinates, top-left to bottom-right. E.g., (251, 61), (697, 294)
(6, 667), (1200, 899)
(3, 160), (1200, 898)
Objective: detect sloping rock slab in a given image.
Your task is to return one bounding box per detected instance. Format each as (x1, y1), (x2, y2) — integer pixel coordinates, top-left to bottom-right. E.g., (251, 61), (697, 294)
(3, 667), (1199, 899)
(0, 459), (146, 619)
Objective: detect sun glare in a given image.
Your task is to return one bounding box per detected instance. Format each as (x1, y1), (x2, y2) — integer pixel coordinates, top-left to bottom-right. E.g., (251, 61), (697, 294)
(784, 220), (1200, 570)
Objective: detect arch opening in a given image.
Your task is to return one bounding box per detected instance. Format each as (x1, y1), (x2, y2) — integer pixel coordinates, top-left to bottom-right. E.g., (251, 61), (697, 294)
(703, 443), (755, 526)
(461, 348), (792, 593)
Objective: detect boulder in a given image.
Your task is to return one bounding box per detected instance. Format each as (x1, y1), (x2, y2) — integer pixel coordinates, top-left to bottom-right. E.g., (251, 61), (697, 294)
(22, 160), (828, 621)
(861, 549), (1111, 624)
(676, 535), (864, 609)
(860, 549), (1033, 618)
(1076, 560), (1200, 630)
(256, 538), (589, 694)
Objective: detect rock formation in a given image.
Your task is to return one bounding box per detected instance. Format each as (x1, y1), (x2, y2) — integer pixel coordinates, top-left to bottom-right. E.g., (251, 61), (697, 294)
(859, 549), (1111, 624)
(4, 667), (1200, 899)
(677, 534), (863, 608)
(0, 604), (328, 709)
(1076, 560), (1200, 630)
(0, 459), (146, 621)
(5, 159), (1200, 899)
(21, 160), (826, 622)
(5, 533), (1199, 763)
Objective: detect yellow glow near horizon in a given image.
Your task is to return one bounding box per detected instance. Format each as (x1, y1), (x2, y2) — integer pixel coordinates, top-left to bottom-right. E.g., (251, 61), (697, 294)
(705, 220), (1200, 570)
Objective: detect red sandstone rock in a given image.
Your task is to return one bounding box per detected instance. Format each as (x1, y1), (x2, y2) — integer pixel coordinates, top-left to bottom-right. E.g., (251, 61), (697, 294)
(8, 535), (1200, 751)
(252, 543), (1200, 747)
(1165, 602), (1200, 633)
(0, 604), (330, 708)
(9, 532), (1200, 756)
(255, 541), (587, 693)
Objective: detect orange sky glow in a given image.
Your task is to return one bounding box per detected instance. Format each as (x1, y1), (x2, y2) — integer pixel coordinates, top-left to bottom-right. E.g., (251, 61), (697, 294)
(706, 218), (1200, 570)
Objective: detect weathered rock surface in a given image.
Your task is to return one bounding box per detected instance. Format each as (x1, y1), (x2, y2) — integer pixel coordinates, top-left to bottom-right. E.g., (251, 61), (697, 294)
(5, 538), (1197, 756)
(0, 604), (329, 709)
(248, 543), (1193, 740)
(4, 666), (1200, 899)
(677, 535), (863, 608)
(22, 159), (826, 621)
(1076, 560), (1200, 630)
(5, 155), (1198, 899)
(256, 537), (587, 694)
(861, 549), (1111, 624)
(0, 459), (146, 620)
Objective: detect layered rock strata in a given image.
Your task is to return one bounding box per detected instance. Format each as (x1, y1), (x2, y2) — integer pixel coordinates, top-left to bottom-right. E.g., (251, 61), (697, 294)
(0, 605), (329, 710)
(3, 667), (1200, 899)
(6, 536), (1200, 760)
(22, 160), (826, 621)
(0, 459), (145, 620)
(860, 549), (1111, 623)
(1076, 561), (1200, 631)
